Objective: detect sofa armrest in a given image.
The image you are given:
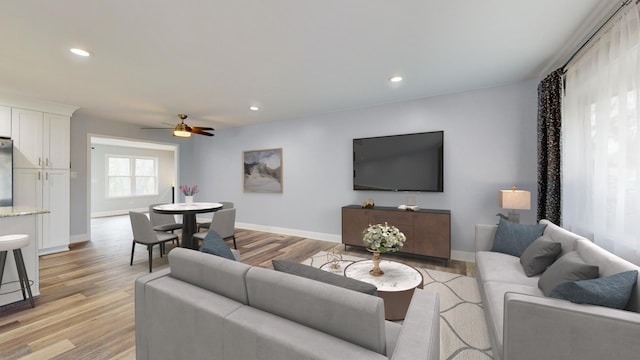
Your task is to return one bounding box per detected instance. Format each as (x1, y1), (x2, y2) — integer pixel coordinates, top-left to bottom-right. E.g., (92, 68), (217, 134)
(391, 289), (440, 360)
(503, 292), (640, 360)
(475, 224), (497, 252)
(135, 268), (171, 360)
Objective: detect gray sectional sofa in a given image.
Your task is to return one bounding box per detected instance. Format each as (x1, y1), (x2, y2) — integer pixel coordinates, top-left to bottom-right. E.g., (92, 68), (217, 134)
(475, 219), (640, 360)
(135, 247), (440, 360)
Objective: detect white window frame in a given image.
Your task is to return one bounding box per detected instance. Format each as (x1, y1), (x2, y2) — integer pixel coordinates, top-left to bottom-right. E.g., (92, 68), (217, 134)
(106, 154), (159, 198)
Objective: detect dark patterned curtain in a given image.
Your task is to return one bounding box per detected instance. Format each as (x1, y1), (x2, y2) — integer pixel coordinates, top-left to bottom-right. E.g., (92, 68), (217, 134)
(537, 69), (563, 225)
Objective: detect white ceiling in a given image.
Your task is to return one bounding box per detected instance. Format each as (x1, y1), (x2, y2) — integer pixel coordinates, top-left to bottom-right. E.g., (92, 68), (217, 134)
(0, 1), (618, 130)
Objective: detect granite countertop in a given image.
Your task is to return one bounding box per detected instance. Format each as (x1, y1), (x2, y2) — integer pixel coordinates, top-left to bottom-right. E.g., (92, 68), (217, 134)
(0, 206), (50, 218)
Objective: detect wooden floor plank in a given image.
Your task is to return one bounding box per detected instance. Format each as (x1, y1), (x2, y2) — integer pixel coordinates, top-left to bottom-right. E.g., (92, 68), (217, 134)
(0, 214), (472, 359)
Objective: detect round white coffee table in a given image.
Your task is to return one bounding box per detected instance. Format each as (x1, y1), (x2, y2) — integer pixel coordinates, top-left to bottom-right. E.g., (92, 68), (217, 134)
(344, 259), (423, 320)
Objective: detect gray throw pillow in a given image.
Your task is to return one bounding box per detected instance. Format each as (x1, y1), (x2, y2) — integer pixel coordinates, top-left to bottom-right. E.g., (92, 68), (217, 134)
(519, 235), (562, 276)
(538, 251), (599, 296)
(550, 270), (638, 310)
(491, 218), (547, 257)
(199, 230), (235, 261)
(272, 259), (378, 295)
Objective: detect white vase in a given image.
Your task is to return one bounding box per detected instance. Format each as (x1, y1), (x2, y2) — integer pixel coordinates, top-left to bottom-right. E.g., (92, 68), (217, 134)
(185, 195), (194, 204)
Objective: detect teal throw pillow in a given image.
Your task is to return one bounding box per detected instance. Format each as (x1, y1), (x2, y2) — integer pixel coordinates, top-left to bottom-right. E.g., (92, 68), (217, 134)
(199, 230), (235, 261)
(491, 218), (547, 257)
(550, 270), (638, 310)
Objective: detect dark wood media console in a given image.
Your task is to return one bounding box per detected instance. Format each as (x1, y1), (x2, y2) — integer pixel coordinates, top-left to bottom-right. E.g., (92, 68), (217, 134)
(341, 205), (451, 265)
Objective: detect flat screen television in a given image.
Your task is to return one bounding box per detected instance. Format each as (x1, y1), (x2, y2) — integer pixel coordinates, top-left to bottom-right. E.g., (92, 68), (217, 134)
(353, 131), (443, 192)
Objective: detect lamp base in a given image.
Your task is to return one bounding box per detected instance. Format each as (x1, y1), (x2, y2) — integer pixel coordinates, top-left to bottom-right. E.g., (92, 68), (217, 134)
(507, 210), (520, 223)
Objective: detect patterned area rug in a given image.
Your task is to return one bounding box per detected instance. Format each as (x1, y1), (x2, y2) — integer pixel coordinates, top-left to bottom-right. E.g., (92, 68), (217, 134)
(302, 252), (493, 360)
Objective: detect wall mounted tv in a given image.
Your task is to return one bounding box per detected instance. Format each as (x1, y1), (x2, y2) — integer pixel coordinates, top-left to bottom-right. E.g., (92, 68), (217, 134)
(353, 131), (444, 192)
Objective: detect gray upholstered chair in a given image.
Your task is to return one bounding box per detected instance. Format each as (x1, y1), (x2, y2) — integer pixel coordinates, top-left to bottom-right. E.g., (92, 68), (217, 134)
(129, 211), (179, 272)
(197, 201), (234, 231)
(149, 203), (181, 247)
(193, 207), (237, 249)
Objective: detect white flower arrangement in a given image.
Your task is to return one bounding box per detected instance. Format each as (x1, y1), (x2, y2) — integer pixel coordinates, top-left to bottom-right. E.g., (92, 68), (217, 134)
(362, 222), (406, 253)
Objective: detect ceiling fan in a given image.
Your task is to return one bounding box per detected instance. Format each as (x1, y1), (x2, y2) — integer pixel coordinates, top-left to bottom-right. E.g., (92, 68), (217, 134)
(143, 114), (214, 138)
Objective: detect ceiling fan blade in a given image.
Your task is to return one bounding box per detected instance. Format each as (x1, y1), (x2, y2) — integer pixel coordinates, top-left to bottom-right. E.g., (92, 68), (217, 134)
(191, 126), (215, 131)
(190, 128), (214, 136)
(141, 127), (173, 129)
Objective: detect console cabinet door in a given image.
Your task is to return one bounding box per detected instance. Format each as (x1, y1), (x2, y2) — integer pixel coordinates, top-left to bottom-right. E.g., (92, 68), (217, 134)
(368, 209), (415, 252)
(342, 207), (370, 246)
(414, 212), (450, 258)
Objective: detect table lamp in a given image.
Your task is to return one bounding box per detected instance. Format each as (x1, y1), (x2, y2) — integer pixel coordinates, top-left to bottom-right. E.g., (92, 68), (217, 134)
(498, 185), (531, 223)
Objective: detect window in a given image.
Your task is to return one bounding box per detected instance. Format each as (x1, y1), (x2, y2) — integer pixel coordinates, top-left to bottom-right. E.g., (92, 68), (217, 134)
(107, 156), (158, 197)
(562, 3), (640, 264)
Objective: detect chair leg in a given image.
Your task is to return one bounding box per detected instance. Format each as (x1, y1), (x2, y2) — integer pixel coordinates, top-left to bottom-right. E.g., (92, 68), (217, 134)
(147, 245), (153, 273)
(232, 235), (237, 249)
(130, 242), (136, 266)
(160, 243), (164, 257)
(14, 249), (34, 308)
(0, 251), (7, 289)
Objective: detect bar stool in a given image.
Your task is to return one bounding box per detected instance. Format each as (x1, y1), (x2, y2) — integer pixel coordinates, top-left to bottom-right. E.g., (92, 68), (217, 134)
(0, 234), (35, 308)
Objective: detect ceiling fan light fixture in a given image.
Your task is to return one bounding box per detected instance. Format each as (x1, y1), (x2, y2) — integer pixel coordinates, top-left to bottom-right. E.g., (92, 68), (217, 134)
(173, 123), (191, 137)
(70, 48), (91, 57)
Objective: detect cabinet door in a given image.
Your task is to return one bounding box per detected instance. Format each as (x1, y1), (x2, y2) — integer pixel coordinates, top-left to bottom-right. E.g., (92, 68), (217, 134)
(342, 207), (370, 246)
(44, 113), (70, 169)
(11, 108), (43, 169)
(0, 105), (10, 138)
(369, 209), (415, 252)
(42, 170), (70, 251)
(414, 212), (450, 259)
(13, 168), (42, 208)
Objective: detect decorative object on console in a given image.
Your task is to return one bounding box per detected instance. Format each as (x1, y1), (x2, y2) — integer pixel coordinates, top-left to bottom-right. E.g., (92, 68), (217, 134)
(397, 204), (419, 211)
(361, 198), (375, 208)
(362, 222), (406, 277)
(497, 185), (531, 223)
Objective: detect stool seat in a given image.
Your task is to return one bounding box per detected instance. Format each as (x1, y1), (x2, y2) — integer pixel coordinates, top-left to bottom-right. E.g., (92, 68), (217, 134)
(0, 234), (34, 308)
(0, 234), (30, 251)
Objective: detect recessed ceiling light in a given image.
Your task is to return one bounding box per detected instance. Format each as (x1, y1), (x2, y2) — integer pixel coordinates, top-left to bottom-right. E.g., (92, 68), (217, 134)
(70, 48), (90, 57)
(249, 106), (260, 111)
(389, 75), (403, 83)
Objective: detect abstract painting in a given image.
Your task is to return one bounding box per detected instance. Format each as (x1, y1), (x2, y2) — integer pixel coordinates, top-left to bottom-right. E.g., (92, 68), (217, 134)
(243, 148), (283, 193)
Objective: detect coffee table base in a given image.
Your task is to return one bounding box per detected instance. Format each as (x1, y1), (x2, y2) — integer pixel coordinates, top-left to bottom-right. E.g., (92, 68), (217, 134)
(378, 284), (423, 321)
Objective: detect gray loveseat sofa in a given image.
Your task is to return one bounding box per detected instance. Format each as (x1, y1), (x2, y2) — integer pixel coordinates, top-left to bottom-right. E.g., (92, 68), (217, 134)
(135, 247), (440, 360)
(475, 219), (640, 360)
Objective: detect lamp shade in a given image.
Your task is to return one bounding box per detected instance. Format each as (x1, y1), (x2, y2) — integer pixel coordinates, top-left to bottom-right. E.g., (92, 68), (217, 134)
(173, 122), (191, 137)
(499, 189), (531, 210)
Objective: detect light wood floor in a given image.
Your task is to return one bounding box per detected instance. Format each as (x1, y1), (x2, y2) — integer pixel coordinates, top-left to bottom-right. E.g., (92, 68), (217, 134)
(0, 215), (474, 359)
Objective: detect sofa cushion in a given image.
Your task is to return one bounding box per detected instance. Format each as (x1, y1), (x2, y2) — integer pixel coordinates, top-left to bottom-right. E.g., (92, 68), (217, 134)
(272, 259), (377, 295)
(520, 235), (562, 276)
(550, 270), (638, 310)
(476, 251), (540, 287)
(245, 266), (387, 355)
(168, 247), (251, 304)
(491, 219), (547, 257)
(199, 230), (235, 260)
(538, 251), (599, 296)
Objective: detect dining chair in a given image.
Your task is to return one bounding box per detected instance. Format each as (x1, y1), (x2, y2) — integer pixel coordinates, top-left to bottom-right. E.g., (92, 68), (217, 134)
(197, 201), (234, 232)
(129, 211), (179, 272)
(149, 203), (182, 247)
(193, 207), (237, 249)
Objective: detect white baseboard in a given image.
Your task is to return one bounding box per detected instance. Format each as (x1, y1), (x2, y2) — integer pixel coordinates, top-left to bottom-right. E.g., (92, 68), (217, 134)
(235, 222), (341, 243)
(70, 234), (90, 244)
(91, 208), (148, 218)
(451, 250), (475, 263)
(39, 246), (69, 256)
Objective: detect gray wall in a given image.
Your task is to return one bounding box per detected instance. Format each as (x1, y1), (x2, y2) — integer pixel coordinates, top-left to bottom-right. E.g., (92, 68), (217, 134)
(90, 144), (175, 216)
(70, 117), (194, 241)
(192, 80), (539, 257)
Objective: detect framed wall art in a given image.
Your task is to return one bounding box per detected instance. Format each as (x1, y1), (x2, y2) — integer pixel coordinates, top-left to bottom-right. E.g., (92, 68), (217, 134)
(243, 148), (283, 193)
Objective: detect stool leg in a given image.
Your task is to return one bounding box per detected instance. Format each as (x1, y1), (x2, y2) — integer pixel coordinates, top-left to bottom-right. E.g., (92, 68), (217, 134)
(13, 249), (35, 308)
(0, 251), (7, 290)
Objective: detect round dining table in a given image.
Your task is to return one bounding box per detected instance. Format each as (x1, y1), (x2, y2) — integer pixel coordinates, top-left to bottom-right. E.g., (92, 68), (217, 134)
(152, 202), (223, 250)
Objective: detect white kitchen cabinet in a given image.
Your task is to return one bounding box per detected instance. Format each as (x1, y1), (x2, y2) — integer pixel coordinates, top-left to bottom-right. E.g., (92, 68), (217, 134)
(11, 108), (70, 170)
(0, 105), (10, 138)
(13, 168), (70, 254)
